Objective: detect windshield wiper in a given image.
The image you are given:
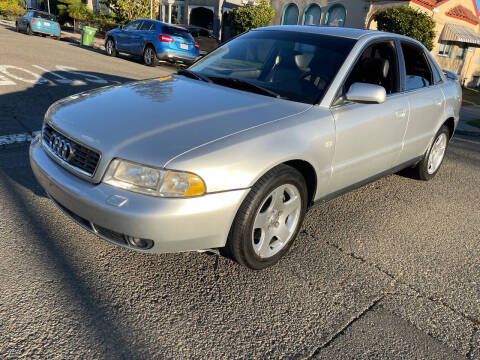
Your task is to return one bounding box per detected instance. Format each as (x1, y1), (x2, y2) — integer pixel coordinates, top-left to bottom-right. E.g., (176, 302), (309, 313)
(177, 69), (212, 83)
(208, 76), (282, 99)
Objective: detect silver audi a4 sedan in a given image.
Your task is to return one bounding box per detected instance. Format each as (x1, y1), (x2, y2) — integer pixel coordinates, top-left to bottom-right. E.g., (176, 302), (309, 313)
(30, 26), (461, 269)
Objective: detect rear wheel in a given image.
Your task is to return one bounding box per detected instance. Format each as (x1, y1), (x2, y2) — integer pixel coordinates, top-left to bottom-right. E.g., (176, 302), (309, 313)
(105, 37), (117, 57)
(226, 165), (307, 269)
(413, 125), (450, 181)
(143, 45), (157, 67)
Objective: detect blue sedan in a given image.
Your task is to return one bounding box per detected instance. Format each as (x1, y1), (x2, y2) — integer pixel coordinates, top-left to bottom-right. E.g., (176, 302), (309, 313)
(105, 19), (200, 66)
(16, 10), (61, 39)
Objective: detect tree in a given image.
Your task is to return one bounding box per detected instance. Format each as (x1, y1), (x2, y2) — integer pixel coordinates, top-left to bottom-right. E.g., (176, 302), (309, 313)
(57, 0), (91, 31)
(374, 6), (436, 51)
(0, 0), (25, 18)
(101, 0), (150, 23)
(229, 0), (275, 36)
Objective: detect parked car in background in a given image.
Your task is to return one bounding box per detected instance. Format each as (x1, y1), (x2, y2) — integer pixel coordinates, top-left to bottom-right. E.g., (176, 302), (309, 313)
(15, 10), (61, 39)
(30, 27), (461, 270)
(185, 25), (219, 55)
(105, 20), (199, 66)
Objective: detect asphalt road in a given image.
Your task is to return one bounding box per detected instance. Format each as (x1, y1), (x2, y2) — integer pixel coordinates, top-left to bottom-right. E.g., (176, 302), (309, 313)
(1, 24), (480, 359)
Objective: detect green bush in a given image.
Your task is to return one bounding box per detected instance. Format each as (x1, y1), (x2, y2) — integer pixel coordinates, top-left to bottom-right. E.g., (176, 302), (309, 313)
(0, 0), (25, 18)
(229, 0), (275, 36)
(374, 6), (436, 51)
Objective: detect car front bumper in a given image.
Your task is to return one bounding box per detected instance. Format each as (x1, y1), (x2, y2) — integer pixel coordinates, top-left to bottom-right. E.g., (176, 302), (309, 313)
(29, 137), (248, 254)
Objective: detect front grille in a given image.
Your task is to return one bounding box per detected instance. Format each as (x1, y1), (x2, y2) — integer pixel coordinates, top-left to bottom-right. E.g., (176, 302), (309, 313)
(42, 124), (101, 177)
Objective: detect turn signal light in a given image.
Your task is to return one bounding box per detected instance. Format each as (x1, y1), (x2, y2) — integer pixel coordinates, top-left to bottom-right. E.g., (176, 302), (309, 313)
(194, 42), (200, 50)
(158, 34), (173, 43)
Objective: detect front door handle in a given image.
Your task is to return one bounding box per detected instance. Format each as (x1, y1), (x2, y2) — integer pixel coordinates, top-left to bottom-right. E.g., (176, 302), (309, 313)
(395, 109), (407, 118)
(434, 98), (443, 106)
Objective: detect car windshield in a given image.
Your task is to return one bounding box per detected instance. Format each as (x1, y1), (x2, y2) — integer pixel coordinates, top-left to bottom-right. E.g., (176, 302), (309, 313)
(162, 26), (193, 41)
(188, 30), (356, 104)
(34, 12), (56, 21)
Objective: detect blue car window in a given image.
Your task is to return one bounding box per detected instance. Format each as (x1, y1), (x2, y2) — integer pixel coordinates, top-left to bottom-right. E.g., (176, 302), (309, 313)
(162, 26), (193, 41)
(124, 20), (142, 30)
(139, 21), (153, 31)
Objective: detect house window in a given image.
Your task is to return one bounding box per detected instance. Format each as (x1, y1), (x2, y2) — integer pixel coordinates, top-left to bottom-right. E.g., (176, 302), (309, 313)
(325, 4), (346, 27)
(437, 42), (453, 57)
(282, 3), (299, 25)
(456, 45), (467, 60)
(302, 4), (321, 26)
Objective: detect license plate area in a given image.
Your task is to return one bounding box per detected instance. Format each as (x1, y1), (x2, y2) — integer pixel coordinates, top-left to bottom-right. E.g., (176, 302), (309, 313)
(180, 43), (188, 50)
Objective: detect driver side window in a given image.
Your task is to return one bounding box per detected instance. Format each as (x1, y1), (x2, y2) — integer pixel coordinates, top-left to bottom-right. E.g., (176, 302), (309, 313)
(124, 20), (141, 31)
(344, 41), (400, 95)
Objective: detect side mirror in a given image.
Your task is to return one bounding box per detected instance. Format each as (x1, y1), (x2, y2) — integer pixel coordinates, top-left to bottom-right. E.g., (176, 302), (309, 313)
(119, 25), (124, 30)
(345, 83), (386, 104)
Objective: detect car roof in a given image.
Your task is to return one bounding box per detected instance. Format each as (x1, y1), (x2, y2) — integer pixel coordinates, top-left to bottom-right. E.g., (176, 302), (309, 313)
(256, 25), (390, 40)
(138, 19), (188, 29)
(29, 9), (53, 15)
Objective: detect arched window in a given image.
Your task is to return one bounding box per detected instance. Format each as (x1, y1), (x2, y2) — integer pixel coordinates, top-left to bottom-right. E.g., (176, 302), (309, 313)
(325, 4), (346, 27)
(302, 4), (321, 26)
(281, 3), (299, 25)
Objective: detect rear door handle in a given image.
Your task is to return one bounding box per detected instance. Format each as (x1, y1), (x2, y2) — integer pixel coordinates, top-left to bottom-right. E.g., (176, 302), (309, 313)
(395, 109), (407, 118)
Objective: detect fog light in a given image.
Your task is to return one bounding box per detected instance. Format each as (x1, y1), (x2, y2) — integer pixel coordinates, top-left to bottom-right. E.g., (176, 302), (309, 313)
(125, 235), (154, 249)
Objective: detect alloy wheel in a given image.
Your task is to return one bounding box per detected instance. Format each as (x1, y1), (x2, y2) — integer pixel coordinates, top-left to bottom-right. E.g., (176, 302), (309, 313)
(427, 133), (447, 174)
(251, 184), (302, 259)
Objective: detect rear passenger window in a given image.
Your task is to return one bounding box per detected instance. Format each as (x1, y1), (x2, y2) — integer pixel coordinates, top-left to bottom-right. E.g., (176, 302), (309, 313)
(140, 21), (153, 31)
(401, 42), (433, 90)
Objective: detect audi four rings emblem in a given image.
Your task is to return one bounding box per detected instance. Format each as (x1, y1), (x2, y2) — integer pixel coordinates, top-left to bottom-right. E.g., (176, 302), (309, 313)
(49, 133), (74, 162)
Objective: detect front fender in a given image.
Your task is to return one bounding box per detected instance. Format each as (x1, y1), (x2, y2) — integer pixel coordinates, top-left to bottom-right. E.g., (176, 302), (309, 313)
(165, 106), (336, 200)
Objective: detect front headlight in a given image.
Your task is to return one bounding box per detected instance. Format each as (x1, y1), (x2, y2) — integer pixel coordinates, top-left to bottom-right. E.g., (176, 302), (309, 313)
(103, 159), (206, 197)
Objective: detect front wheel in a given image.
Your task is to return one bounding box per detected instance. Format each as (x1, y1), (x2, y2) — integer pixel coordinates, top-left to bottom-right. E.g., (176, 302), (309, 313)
(15, 22), (19, 32)
(105, 38), (117, 57)
(143, 45), (157, 66)
(413, 125), (450, 180)
(26, 24), (32, 35)
(226, 165), (308, 269)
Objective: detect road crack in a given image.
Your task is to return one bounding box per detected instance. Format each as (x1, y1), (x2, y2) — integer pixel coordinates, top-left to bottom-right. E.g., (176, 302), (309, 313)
(306, 295), (384, 359)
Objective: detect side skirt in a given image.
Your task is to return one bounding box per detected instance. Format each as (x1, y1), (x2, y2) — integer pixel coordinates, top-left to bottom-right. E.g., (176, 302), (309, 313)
(310, 156), (423, 208)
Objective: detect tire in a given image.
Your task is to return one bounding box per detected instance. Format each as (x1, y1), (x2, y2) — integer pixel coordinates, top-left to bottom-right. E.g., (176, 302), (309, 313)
(225, 164), (308, 269)
(143, 45), (158, 67)
(26, 24), (32, 35)
(105, 37), (117, 57)
(15, 22), (19, 32)
(413, 125), (450, 181)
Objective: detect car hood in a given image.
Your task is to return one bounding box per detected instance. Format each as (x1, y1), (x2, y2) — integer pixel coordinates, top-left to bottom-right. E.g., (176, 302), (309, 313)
(46, 76), (311, 177)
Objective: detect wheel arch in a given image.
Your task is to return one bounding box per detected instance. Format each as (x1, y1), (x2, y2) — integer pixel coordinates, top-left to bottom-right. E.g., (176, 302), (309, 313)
(283, 159), (317, 207)
(443, 117), (455, 139)
(143, 41), (157, 54)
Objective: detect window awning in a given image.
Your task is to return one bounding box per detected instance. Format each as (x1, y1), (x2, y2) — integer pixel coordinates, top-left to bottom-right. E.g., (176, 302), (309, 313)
(439, 23), (480, 47)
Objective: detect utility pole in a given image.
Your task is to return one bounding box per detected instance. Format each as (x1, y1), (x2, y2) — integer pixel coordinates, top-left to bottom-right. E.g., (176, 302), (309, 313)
(150, 0), (153, 19)
(47, 0), (50, 13)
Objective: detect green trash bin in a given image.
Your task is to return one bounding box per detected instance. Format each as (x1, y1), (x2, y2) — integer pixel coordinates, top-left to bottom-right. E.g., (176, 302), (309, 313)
(81, 26), (97, 47)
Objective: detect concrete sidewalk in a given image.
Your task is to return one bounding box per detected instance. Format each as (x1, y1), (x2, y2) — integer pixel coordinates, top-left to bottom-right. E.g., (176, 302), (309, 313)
(60, 29), (105, 50)
(458, 105), (480, 136)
